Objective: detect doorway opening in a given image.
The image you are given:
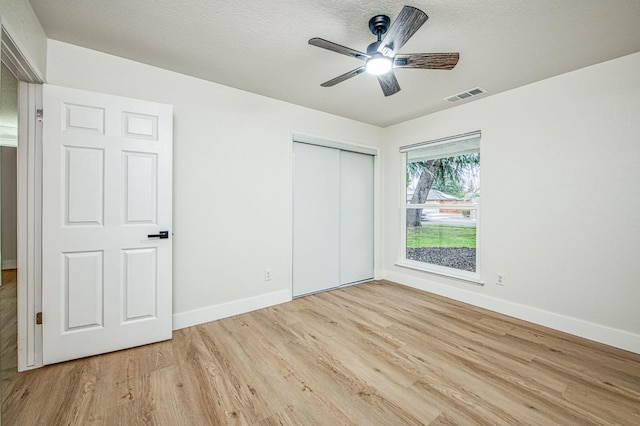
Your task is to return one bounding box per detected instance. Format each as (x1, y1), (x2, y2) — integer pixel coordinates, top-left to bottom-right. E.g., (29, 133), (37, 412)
(0, 27), (45, 395)
(0, 60), (20, 409)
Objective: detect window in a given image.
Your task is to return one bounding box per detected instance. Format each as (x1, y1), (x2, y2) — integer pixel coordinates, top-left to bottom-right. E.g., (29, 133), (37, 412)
(399, 131), (481, 282)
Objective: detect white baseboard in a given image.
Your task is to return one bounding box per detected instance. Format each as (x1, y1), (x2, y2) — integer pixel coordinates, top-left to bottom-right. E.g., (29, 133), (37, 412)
(385, 270), (640, 355)
(2, 259), (17, 270)
(172, 289), (292, 330)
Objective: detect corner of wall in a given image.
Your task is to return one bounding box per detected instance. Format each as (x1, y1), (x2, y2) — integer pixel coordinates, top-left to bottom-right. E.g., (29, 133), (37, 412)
(385, 270), (640, 355)
(172, 289), (292, 331)
(1, 0), (48, 81)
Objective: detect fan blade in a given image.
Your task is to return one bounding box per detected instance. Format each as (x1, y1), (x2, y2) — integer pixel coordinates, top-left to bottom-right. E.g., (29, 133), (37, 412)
(377, 71), (401, 96)
(378, 6), (428, 57)
(309, 38), (369, 61)
(394, 53), (459, 70)
(321, 67), (366, 87)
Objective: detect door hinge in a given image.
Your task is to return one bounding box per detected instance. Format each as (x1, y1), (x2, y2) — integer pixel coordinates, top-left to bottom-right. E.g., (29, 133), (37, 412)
(36, 108), (43, 122)
(36, 312), (43, 325)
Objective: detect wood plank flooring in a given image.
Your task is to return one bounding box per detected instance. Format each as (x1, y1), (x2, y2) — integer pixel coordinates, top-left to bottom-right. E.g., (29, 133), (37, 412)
(1, 269), (18, 410)
(2, 277), (640, 425)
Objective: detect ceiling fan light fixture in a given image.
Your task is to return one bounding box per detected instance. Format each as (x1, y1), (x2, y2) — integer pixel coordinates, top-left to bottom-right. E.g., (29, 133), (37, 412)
(309, 6), (457, 96)
(365, 54), (392, 75)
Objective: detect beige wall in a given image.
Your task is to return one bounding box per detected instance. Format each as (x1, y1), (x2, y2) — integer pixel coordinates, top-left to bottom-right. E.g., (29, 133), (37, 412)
(382, 52), (640, 352)
(1, 146), (17, 268)
(0, 62), (19, 270)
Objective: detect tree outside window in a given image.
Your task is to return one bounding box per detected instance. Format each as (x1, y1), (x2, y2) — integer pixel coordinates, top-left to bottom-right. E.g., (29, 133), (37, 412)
(401, 133), (480, 278)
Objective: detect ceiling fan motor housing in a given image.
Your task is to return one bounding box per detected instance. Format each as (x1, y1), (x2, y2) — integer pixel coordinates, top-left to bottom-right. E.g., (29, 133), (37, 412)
(368, 15), (391, 37)
(367, 40), (383, 56)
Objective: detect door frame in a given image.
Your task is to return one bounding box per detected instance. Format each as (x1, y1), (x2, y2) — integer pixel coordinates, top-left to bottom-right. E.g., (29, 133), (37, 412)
(17, 82), (42, 370)
(289, 132), (381, 297)
(1, 24), (45, 371)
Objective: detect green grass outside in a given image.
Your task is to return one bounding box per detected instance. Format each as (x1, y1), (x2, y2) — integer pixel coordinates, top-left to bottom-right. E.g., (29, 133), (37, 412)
(407, 223), (476, 248)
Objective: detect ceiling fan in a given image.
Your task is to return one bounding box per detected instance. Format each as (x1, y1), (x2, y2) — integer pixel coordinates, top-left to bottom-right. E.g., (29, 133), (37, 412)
(309, 5), (459, 97)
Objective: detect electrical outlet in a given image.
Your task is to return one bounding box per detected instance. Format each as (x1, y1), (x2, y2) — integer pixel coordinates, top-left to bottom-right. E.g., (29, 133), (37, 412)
(264, 268), (272, 281)
(496, 272), (505, 286)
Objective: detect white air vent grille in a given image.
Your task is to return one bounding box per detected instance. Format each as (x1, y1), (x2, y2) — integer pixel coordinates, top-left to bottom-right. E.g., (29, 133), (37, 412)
(445, 87), (487, 103)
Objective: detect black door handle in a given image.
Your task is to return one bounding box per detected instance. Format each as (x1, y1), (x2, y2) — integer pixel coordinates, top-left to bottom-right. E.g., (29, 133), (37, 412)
(148, 231), (169, 239)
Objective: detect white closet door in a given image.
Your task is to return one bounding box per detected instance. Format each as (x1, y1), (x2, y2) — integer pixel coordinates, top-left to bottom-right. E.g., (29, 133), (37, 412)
(292, 143), (340, 296)
(340, 151), (374, 284)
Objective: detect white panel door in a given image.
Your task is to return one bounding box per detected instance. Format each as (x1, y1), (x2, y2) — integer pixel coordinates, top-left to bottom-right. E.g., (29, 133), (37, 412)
(42, 84), (173, 364)
(340, 151), (374, 284)
(292, 142), (340, 296)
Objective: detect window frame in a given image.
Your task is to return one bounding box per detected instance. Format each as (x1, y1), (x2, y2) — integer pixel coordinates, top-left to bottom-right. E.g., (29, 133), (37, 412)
(397, 131), (482, 285)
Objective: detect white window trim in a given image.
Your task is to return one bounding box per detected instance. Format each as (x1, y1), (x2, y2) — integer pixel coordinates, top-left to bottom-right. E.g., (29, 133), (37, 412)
(394, 260), (484, 285)
(398, 131), (482, 284)
(399, 130), (480, 153)
(405, 203), (478, 209)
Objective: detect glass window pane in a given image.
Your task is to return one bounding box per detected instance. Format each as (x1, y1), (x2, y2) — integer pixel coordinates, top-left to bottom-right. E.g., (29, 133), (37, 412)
(406, 216), (477, 272)
(404, 137), (480, 275)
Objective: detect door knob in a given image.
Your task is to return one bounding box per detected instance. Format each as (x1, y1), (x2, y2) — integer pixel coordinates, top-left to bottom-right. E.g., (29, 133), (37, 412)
(147, 231), (169, 239)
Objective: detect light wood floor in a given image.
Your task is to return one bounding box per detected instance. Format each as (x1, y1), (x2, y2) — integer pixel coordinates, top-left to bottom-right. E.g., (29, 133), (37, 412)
(2, 276), (640, 425)
(1, 269), (18, 409)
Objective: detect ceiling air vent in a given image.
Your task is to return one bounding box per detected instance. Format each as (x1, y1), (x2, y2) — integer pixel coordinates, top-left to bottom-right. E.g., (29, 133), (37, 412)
(445, 87), (487, 103)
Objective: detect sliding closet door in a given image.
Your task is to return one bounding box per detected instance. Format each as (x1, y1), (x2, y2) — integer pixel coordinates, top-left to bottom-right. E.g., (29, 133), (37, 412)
(292, 143), (340, 296)
(293, 141), (375, 297)
(340, 151), (374, 284)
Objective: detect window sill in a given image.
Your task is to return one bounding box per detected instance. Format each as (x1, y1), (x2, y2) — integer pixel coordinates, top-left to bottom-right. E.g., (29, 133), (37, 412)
(395, 260), (484, 286)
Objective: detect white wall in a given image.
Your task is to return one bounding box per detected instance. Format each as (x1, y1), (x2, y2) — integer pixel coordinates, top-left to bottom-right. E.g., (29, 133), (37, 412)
(40, 37), (640, 354)
(1, 146), (17, 268)
(0, 0), (47, 79)
(45, 40), (383, 326)
(382, 52), (640, 353)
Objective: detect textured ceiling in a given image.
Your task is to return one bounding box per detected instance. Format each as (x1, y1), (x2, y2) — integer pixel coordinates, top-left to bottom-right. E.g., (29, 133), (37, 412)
(29, 0), (640, 127)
